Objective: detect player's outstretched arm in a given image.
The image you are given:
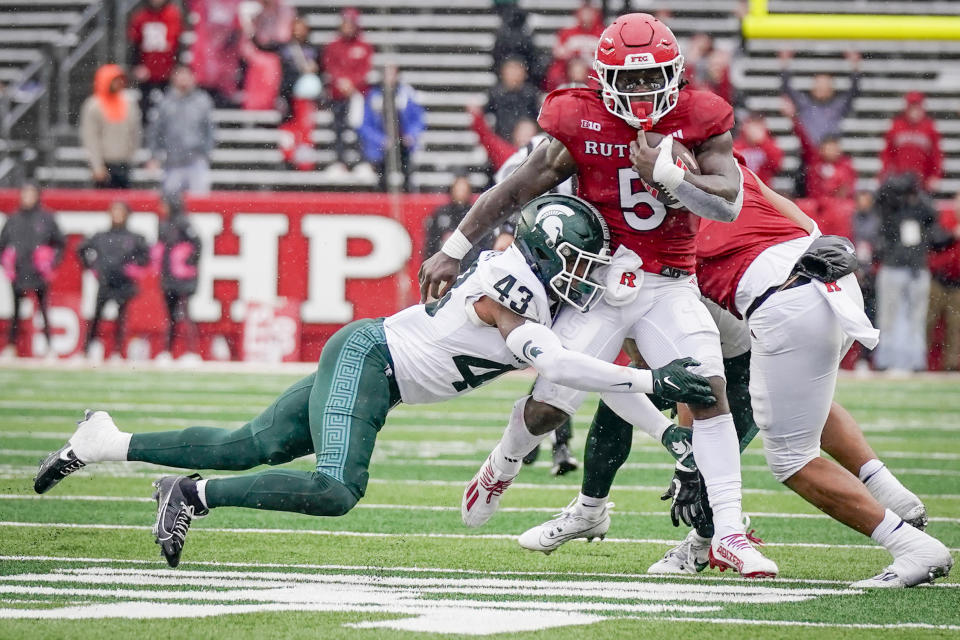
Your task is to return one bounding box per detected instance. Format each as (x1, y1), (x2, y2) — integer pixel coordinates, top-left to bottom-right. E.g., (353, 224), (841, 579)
(630, 131), (743, 222)
(477, 296), (716, 404)
(418, 139), (576, 302)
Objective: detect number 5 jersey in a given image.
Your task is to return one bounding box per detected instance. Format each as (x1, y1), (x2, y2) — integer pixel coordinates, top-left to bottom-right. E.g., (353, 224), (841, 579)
(383, 248), (553, 404)
(537, 86), (734, 276)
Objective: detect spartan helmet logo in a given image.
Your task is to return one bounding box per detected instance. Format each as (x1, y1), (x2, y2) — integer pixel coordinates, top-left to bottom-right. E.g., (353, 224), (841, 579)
(535, 204), (575, 247)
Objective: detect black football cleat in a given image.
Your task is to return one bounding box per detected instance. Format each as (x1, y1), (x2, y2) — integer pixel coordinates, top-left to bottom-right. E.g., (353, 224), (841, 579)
(522, 444), (540, 466)
(551, 443), (579, 476)
(34, 443), (86, 494)
(152, 473), (208, 568)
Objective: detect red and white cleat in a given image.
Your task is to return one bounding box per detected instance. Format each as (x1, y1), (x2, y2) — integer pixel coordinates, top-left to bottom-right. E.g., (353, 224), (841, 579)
(461, 454), (516, 528)
(709, 527), (779, 578)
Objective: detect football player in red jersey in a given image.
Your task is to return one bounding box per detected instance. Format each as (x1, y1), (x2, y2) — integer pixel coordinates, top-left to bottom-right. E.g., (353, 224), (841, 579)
(420, 13), (778, 577)
(519, 165), (953, 588)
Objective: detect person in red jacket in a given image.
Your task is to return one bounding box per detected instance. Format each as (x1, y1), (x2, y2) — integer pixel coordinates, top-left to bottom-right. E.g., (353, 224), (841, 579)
(733, 112), (783, 185)
(787, 99), (857, 200)
(542, 2), (603, 92)
(927, 194), (960, 370)
(321, 8), (374, 170)
(880, 92), (943, 193)
(127, 0), (183, 122)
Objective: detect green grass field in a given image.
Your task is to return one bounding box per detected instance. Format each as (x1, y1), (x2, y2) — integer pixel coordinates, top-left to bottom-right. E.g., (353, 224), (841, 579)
(0, 365), (957, 639)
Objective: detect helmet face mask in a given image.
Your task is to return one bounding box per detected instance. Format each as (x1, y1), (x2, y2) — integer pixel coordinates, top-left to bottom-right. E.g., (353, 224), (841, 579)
(514, 195), (611, 313)
(593, 13), (684, 128)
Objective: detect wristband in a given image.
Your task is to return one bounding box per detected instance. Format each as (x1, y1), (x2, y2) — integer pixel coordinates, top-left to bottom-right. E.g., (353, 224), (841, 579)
(441, 229), (473, 260)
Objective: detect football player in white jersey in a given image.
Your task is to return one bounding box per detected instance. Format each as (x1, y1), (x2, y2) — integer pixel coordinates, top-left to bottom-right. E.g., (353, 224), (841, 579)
(33, 194), (716, 569)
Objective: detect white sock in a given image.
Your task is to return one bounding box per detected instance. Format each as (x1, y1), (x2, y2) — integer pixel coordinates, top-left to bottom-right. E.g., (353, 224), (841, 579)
(860, 459), (923, 518)
(692, 413), (743, 538)
(72, 430), (132, 463)
(576, 492), (607, 520)
(870, 508), (928, 559)
(195, 479), (209, 509)
(493, 396), (548, 476)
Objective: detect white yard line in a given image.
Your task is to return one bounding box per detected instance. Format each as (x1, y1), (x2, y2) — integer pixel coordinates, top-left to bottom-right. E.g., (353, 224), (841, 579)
(637, 616), (960, 631)
(4, 495), (960, 524)
(1, 521), (958, 552)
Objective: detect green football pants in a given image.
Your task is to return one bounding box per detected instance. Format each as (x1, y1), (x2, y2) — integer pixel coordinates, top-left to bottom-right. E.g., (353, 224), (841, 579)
(127, 318), (401, 516)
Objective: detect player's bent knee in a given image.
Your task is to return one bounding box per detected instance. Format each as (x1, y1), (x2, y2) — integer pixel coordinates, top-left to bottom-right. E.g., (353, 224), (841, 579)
(523, 399), (569, 436)
(689, 376), (729, 416)
(305, 472), (360, 516)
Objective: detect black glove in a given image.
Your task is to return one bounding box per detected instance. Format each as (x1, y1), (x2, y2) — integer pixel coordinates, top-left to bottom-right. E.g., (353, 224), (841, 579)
(651, 357), (716, 406)
(660, 467), (712, 531)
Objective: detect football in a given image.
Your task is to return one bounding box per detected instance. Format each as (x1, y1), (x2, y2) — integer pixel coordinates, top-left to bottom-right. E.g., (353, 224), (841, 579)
(640, 131), (701, 207)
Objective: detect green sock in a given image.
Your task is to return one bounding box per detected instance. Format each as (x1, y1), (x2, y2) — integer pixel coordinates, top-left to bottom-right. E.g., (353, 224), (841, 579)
(581, 400), (633, 499)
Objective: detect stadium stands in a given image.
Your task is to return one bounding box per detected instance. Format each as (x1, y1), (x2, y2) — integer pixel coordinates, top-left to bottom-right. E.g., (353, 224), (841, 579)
(2, 0), (959, 196)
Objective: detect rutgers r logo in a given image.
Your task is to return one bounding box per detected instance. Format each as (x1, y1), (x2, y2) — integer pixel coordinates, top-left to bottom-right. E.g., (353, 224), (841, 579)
(825, 281), (842, 292)
(620, 272), (638, 288)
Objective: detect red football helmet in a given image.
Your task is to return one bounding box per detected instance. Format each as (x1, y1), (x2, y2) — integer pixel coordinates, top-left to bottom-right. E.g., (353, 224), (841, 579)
(593, 13), (684, 128)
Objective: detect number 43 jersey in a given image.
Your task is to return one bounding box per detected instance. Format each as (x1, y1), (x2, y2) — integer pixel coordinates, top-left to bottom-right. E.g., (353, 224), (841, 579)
(538, 87), (734, 276)
(383, 247), (552, 405)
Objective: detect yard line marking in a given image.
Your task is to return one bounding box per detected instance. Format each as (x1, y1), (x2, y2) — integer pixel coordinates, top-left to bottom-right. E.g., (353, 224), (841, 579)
(4, 495), (960, 524)
(0, 555), (864, 586)
(641, 616), (960, 632)
(3, 467), (960, 499)
(2, 521), (958, 552)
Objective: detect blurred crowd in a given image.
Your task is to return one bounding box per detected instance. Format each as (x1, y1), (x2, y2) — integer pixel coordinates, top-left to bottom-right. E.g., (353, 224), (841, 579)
(5, 0), (960, 369)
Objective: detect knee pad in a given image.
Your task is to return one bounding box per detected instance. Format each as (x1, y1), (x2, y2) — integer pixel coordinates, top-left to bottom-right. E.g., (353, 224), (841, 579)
(312, 471), (359, 516)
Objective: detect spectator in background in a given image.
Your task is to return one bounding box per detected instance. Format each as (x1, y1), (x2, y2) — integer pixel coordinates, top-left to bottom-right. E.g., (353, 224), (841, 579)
(880, 92), (943, 193)
(155, 195), (201, 362)
(239, 0), (295, 110)
(872, 174), (949, 372)
(423, 174), (493, 267)
(80, 64), (142, 189)
(357, 65), (425, 191)
(927, 193), (960, 370)
(543, 2), (603, 92)
(780, 50), (860, 195)
(187, 0), (243, 107)
(146, 65), (215, 198)
(322, 8), (374, 172)
(78, 202), (150, 360)
(277, 18), (322, 170)
(491, 5), (543, 87)
(733, 112), (783, 185)
(783, 98), (857, 200)
(468, 103), (538, 172)
(0, 183), (64, 358)
(486, 57), (539, 140)
(127, 0), (183, 123)
(852, 190), (881, 325)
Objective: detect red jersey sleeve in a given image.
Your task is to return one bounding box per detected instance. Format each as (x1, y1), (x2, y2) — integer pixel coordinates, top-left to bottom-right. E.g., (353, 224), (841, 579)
(537, 89), (586, 149)
(696, 90), (735, 140)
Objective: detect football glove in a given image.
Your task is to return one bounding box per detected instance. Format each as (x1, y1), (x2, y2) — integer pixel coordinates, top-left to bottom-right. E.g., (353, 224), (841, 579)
(660, 424), (695, 469)
(651, 358), (716, 406)
(660, 467), (711, 531)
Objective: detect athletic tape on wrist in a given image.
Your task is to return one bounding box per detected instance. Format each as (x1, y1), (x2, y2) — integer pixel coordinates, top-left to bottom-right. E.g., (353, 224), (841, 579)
(441, 229), (473, 260)
(652, 138), (685, 192)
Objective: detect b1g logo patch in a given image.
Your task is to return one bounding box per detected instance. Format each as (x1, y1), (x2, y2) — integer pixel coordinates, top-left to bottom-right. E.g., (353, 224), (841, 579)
(580, 119), (601, 131)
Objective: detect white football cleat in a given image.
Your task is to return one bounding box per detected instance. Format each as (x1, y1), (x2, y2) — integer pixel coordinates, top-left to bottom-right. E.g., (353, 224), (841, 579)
(461, 454), (517, 528)
(902, 503), (929, 531)
(518, 500), (612, 554)
(852, 541), (953, 588)
(648, 529), (711, 574)
(709, 527), (779, 578)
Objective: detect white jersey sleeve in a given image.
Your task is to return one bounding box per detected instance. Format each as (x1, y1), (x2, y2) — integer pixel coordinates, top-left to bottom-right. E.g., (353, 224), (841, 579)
(383, 248), (552, 405)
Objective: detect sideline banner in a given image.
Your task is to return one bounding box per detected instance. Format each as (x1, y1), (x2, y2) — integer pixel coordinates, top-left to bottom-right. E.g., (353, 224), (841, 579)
(0, 190), (448, 361)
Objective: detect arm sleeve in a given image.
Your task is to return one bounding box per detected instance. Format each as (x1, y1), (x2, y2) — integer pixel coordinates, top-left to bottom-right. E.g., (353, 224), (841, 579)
(505, 321), (654, 393)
